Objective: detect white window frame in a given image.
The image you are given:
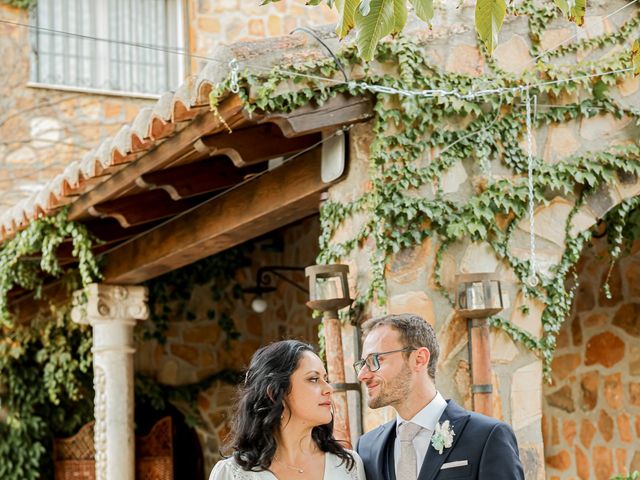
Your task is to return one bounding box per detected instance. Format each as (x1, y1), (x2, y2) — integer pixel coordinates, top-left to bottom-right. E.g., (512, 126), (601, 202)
(28, 0), (186, 99)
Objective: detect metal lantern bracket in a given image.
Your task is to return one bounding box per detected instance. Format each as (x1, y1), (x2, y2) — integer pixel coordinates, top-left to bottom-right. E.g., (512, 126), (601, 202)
(243, 266), (308, 296)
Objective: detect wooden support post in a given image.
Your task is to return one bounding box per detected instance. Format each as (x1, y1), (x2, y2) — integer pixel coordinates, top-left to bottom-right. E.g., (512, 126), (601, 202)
(468, 317), (493, 417)
(323, 312), (351, 447)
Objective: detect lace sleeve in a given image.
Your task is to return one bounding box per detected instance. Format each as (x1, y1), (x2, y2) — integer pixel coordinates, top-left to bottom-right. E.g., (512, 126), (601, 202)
(209, 458), (256, 480)
(350, 450), (367, 480)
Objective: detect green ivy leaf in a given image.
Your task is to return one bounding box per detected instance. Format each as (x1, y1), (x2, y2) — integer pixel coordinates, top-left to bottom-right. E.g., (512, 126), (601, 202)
(633, 39), (640, 77)
(475, 0), (506, 54)
(553, 0), (586, 26)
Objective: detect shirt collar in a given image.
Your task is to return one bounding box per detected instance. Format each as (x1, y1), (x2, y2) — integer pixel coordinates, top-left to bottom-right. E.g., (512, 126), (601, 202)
(396, 391), (448, 433)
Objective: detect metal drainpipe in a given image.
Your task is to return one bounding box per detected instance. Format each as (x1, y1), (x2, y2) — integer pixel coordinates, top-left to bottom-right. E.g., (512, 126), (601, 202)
(323, 311), (352, 446)
(468, 317), (494, 416)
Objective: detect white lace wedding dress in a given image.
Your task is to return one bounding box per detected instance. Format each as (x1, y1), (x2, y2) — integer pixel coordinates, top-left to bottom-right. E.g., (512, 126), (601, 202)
(209, 450), (366, 480)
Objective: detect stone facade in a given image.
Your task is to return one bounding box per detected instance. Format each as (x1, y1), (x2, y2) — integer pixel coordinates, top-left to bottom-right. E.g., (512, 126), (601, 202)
(134, 215), (321, 474)
(0, 4), (152, 210)
(325, 3), (640, 479)
(189, 0), (337, 72)
(543, 237), (640, 479)
(0, 0), (336, 210)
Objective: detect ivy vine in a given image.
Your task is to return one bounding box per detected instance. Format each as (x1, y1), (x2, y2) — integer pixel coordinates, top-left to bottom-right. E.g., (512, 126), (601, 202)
(0, 0), (36, 9)
(0, 208), (100, 480)
(142, 245), (250, 345)
(210, 5), (640, 376)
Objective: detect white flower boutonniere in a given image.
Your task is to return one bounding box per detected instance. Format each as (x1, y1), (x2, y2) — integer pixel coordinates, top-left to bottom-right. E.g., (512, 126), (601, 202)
(431, 420), (455, 454)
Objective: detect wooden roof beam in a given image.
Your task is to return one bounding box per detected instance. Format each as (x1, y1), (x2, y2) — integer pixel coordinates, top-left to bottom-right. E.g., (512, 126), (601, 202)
(88, 189), (206, 228)
(135, 156), (264, 200)
(253, 93), (374, 137)
(101, 148), (330, 284)
(68, 96), (248, 222)
(196, 125), (322, 167)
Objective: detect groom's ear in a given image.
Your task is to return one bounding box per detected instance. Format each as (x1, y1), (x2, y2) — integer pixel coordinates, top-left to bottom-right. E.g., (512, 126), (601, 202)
(414, 347), (430, 372)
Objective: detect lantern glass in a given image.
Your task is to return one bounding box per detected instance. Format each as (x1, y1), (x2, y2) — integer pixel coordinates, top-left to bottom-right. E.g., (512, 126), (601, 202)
(315, 275), (345, 301)
(454, 273), (504, 318)
(305, 264), (352, 312)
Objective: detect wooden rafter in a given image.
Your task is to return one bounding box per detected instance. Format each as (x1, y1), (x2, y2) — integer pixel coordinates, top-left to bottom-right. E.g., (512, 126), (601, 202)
(88, 189), (207, 228)
(101, 148), (330, 284)
(67, 96), (249, 222)
(135, 157), (264, 201)
(253, 93), (374, 137)
(197, 125), (322, 167)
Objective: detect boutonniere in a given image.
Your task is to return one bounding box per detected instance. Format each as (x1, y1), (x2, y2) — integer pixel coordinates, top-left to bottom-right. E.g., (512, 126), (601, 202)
(431, 420), (455, 454)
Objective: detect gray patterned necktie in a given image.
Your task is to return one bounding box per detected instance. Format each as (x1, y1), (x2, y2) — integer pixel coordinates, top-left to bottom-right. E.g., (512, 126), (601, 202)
(397, 421), (422, 480)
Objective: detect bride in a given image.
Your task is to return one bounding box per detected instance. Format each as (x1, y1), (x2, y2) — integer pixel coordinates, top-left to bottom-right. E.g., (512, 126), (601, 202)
(209, 340), (366, 480)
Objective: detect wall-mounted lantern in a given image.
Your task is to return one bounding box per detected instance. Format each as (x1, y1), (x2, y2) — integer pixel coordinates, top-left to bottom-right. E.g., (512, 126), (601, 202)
(454, 272), (505, 418)
(455, 273), (504, 319)
(305, 263), (354, 446)
(243, 266), (308, 313)
(305, 264), (352, 317)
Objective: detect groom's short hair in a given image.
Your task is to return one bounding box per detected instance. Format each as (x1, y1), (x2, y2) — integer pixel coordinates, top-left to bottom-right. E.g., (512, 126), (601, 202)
(361, 313), (439, 382)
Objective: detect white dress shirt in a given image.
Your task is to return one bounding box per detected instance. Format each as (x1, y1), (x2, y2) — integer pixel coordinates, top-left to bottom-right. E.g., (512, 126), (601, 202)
(394, 391), (448, 477)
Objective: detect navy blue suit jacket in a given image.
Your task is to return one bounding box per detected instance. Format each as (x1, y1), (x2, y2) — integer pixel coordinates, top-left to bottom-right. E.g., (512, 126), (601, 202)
(356, 400), (525, 480)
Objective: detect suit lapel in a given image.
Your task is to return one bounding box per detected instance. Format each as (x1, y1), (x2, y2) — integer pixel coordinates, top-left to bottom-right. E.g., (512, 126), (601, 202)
(417, 400), (470, 480)
(371, 420), (397, 480)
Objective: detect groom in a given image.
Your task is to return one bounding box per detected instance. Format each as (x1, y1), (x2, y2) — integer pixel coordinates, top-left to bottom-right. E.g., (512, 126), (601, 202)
(355, 313), (524, 480)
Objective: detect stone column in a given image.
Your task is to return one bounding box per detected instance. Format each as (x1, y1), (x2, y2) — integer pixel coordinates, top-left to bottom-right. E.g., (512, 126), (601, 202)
(72, 283), (149, 480)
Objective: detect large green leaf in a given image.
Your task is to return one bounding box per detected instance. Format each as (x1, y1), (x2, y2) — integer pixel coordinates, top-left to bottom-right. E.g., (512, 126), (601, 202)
(475, 0), (506, 54)
(409, 0), (434, 23)
(355, 0), (408, 61)
(553, 0), (586, 26)
(392, 0), (408, 33)
(335, 0), (359, 38)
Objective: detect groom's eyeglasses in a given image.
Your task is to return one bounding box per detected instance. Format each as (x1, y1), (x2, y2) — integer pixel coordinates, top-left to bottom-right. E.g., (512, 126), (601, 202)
(353, 348), (416, 375)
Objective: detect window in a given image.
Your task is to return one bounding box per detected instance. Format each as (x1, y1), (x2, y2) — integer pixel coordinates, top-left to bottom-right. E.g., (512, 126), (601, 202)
(30, 0), (184, 96)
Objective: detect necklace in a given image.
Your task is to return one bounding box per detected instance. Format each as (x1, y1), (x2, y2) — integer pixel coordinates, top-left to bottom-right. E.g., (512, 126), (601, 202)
(273, 456), (304, 474)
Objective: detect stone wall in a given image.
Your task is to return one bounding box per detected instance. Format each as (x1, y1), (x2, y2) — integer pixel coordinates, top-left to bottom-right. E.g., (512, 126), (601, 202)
(325, 3), (640, 479)
(188, 0), (337, 72)
(543, 237), (640, 479)
(134, 215), (321, 474)
(0, 4), (153, 210)
(0, 0), (336, 209)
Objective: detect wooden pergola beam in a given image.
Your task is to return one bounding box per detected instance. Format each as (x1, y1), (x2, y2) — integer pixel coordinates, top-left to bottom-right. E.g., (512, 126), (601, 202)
(67, 96), (248, 222)
(136, 157), (264, 200)
(101, 148), (329, 284)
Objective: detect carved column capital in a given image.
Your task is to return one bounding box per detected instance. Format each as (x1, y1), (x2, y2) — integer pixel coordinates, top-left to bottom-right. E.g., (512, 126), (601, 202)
(72, 283), (149, 326)
(71, 283), (148, 480)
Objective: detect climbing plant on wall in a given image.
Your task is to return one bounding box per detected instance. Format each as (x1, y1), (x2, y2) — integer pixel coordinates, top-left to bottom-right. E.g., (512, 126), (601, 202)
(0, 208), (100, 480)
(212, 1), (640, 376)
(142, 245), (250, 345)
(0, 208), (249, 478)
(0, 0), (36, 9)
(261, 0), (588, 59)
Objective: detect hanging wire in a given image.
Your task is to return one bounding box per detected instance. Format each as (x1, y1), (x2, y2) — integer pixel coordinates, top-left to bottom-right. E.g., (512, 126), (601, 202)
(524, 88), (540, 288)
(290, 26), (349, 82)
(2, 0), (639, 99)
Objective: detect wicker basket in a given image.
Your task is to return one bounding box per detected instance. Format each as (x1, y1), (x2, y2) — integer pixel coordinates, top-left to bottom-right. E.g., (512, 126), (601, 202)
(135, 417), (173, 480)
(54, 417), (174, 480)
(54, 422), (95, 480)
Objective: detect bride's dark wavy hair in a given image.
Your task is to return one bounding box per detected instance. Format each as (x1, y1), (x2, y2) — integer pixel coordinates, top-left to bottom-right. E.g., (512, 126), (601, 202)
(226, 339), (355, 472)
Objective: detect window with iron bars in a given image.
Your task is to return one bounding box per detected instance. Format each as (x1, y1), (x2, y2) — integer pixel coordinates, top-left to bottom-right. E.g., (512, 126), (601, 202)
(29, 0), (185, 97)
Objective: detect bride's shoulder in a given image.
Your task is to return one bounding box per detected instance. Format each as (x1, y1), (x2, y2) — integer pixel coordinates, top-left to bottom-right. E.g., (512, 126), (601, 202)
(209, 457), (266, 480)
(327, 450), (366, 480)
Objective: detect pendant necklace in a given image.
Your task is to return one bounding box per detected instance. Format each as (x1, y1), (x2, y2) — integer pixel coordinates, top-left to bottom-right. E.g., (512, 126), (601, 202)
(274, 456), (304, 474)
